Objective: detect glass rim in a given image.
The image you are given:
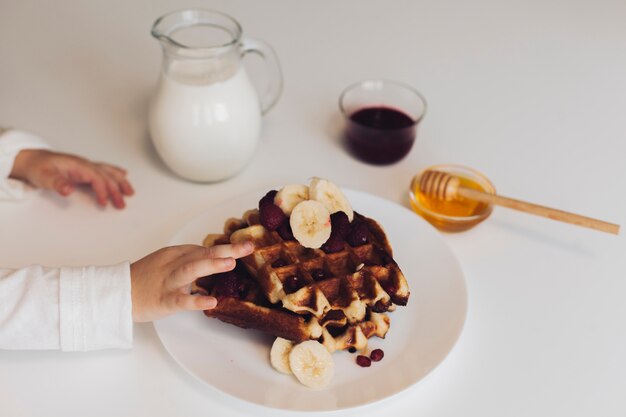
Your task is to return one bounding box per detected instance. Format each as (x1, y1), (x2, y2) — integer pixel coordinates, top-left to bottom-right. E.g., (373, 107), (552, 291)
(338, 79), (428, 124)
(151, 9), (242, 53)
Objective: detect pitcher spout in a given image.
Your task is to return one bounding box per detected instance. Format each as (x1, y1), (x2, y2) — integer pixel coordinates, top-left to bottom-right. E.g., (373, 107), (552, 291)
(151, 9), (242, 58)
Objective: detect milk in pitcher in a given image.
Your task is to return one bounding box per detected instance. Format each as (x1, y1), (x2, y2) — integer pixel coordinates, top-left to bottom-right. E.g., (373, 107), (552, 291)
(149, 63), (261, 182)
(149, 9), (282, 182)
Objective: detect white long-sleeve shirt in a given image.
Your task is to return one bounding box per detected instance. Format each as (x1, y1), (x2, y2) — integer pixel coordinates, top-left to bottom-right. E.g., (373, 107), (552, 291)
(0, 129), (133, 350)
(0, 128), (51, 200)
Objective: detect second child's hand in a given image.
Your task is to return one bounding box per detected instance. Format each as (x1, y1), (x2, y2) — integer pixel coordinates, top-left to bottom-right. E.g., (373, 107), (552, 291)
(10, 149), (134, 209)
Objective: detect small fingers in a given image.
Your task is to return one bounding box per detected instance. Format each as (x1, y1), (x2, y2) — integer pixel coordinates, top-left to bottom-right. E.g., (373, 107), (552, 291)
(67, 160), (133, 208)
(221, 242), (255, 259)
(104, 177), (126, 209)
(184, 242), (255, 264)
(99, 164), (134, 196)
(120, 179), (134, 196)
(171, 257), (236, 289)
(89, 176), (109, 207)
(170, 293), (218, 312)
(93, 166), (132, 209)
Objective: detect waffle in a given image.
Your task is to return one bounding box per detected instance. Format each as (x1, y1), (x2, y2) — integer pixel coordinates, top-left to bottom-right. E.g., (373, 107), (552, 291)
(194, 205), (410, 352)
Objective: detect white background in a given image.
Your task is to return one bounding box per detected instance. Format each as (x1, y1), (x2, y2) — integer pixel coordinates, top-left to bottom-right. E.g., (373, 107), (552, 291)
(1, 1), (625, 416)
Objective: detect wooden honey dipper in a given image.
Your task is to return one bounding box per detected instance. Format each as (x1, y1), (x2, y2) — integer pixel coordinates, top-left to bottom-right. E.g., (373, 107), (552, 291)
(419, 170), (620, 235)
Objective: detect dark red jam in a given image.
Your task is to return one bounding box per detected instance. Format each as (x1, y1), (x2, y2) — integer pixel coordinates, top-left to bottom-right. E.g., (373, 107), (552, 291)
(345, 106), (416, 165)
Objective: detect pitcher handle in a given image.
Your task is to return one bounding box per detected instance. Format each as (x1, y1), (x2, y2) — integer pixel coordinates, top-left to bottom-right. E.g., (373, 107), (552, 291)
(240, 38), (283, 115)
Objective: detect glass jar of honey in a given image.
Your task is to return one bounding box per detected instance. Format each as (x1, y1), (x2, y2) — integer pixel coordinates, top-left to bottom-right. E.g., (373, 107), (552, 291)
(409, 164), (496, 232)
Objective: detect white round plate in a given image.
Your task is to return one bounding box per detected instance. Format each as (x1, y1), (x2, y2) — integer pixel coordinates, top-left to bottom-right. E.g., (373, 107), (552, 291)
(154, 189), (467, 411)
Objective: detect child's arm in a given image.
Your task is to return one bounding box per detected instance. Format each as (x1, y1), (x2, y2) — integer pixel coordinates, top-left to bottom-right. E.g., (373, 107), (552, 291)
(0, 263), (132, 350)
(0, 129), (51, 200)
(0, 242), (254, 351)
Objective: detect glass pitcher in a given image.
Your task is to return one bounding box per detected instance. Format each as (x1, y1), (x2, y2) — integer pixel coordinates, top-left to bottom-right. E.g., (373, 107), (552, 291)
(148, 9), (282, 182)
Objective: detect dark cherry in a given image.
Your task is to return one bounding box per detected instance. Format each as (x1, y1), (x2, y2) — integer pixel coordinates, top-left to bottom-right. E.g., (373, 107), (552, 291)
(260, 203), (287, 231)
(277, 221), (295, 240)
(258, 190), (278, 209)
(194, 275), (213, 292)
(370, 349), (384, 362)
(234, 280), (248, 299)
(356, 355), (372, 367)
(330, 211), (351, 238)
(321, 236), (344, 254)
(346, 222), (369, 247)
(213, 272), (242, 298)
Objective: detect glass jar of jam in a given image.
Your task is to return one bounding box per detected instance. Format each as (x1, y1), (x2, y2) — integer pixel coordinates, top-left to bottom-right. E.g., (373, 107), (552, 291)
(339, 80), (426, 165)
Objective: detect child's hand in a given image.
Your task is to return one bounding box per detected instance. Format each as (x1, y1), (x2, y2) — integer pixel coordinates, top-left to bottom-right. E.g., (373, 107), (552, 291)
(130, 242), (255, 322)
(10, 149), (134, 209)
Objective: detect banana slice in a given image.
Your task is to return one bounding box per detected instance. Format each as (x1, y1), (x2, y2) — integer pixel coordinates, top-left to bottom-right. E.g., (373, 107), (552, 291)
(270, 337), (294, 375)
(274, 184), (309, 215)
(290, 200), (332, 249)
(309, 177), (354, 221)
(288, 340), (334, 389)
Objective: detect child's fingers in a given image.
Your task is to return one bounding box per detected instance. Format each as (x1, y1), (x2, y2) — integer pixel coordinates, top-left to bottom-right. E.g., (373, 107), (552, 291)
(67, 162), (118, 207)
(100, 165), (134, 196)
(171, 257), (236, 289)
(120, 179), (135, 196)
(89, 176), (109, 206)
(184, 242), (254, 263)
(169, 293), (218, 312)
(220, 242), (255, 259)
(104, 177), (126, 209)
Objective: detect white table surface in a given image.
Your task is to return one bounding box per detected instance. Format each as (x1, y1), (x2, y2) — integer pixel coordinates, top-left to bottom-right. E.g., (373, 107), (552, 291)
(1, 1), (625, 416)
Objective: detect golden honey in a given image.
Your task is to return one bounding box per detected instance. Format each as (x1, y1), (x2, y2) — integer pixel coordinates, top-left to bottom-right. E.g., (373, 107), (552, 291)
(409, 165), (495, 232)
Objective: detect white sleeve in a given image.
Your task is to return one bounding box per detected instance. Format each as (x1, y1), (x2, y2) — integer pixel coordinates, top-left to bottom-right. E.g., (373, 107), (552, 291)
(0, 129), (52, 200)
(0, 262), (133, 351)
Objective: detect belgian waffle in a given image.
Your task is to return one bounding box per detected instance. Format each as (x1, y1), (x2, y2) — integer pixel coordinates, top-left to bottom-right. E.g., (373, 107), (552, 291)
(193, 205), (410, 352)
